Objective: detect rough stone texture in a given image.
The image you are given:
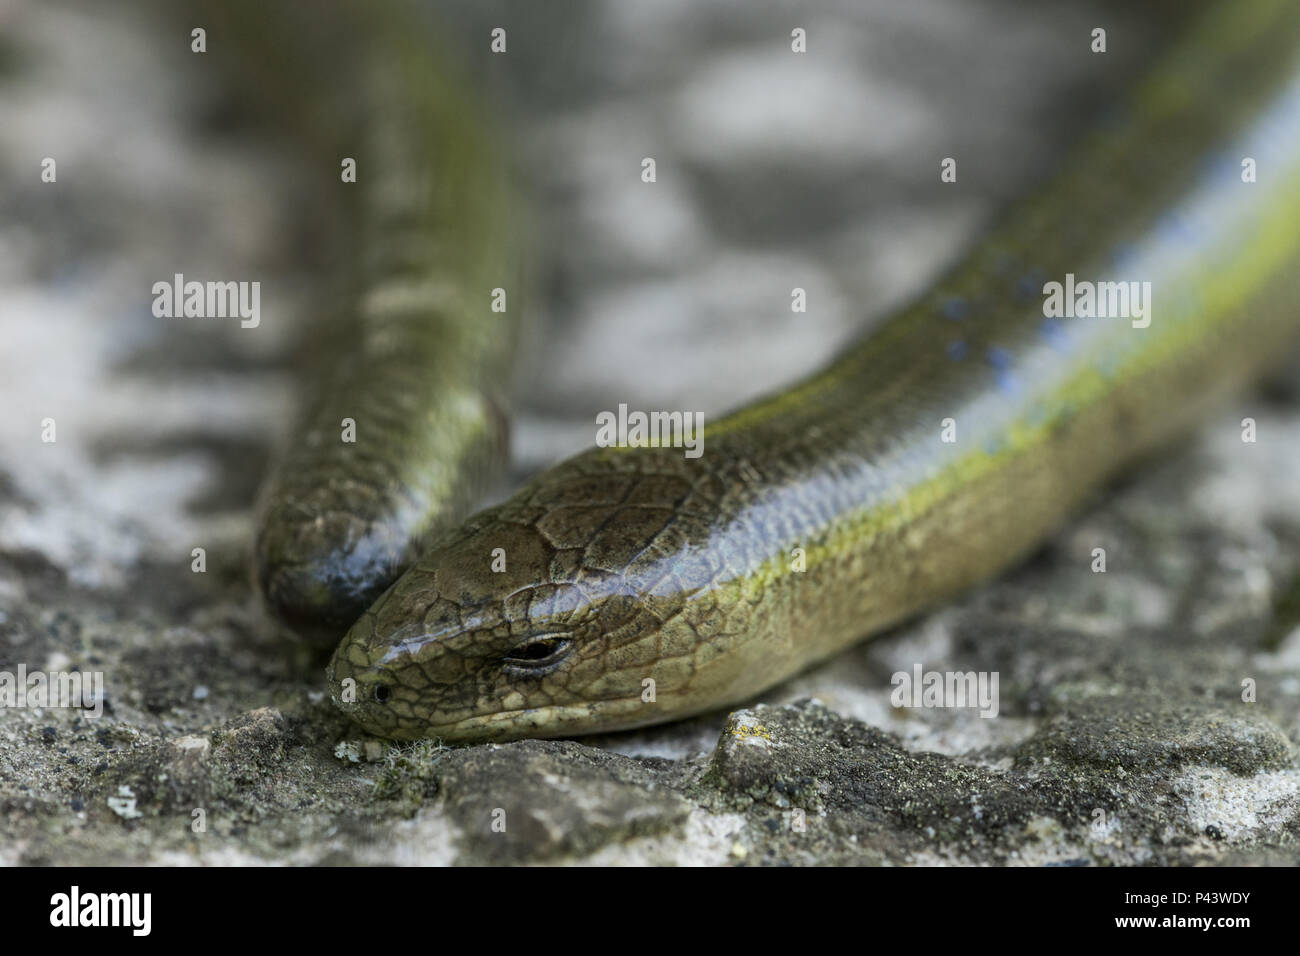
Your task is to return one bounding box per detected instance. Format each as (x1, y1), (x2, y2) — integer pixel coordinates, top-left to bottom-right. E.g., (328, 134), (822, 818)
(3, 0), (1300, 865)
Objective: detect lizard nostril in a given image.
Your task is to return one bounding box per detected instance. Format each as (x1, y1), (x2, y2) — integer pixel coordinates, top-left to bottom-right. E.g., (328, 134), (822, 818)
(373, 684), (392, 703)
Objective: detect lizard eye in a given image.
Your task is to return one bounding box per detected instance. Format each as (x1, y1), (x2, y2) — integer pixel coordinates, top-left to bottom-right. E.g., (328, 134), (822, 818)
(504, 634), (573, 668)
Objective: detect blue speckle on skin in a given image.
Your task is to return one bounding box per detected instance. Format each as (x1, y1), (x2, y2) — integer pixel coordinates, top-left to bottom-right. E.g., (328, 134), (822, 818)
(986, 346), (1012, 370)
(940, 296), (970, 321)
(986, 347), (1019, 396)
(1201, 149), (1237, 181)
(1015, 269), (1045, 301)
(1155, 208), (1195, 244)
(947, 340), (968, 361)
(1039, 317), (1069, 351)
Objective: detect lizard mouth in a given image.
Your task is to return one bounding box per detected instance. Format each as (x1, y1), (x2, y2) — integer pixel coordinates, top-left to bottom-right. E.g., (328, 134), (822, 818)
(327, 678), (659, 743)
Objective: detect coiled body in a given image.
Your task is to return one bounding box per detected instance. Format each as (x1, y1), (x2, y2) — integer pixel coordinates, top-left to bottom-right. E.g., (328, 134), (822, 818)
(207, 0), (519, 640)
(324, 0), (1300, 742)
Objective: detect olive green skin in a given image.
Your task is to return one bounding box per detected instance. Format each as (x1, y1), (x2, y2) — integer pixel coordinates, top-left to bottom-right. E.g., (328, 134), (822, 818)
(209, 0), (520, 642)
(328, 0), (1300, 741)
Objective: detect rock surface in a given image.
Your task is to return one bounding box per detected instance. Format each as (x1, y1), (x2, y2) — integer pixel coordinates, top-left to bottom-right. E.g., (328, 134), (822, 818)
(2, 0), (1299, 865)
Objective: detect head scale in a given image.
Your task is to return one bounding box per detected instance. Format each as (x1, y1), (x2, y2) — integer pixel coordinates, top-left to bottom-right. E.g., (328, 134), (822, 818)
(327, 469), (705, 741)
